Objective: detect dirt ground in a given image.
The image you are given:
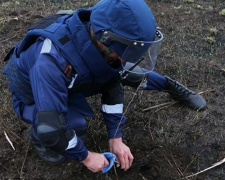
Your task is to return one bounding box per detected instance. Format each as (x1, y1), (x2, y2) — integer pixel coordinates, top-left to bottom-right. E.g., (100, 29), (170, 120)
(0, 0), (224, 179)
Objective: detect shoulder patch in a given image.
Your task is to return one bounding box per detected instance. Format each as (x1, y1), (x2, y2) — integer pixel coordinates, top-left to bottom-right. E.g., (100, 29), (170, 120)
(40, 38), (52, 54)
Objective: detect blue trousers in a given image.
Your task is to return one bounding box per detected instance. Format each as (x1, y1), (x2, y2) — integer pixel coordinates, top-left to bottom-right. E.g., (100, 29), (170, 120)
(144, 71), (167, 90)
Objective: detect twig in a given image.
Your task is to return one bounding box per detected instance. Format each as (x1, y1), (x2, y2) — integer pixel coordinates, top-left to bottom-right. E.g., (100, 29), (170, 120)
(148, 114), (155, 141)
(112, 78), (147, 180)
(148, 101), (177, 141)
(210, 63), (225, 73)
(183, 148), (209, 174)
(185, 158), (225, 179)
(0, 33), (19, 43)
(139, 172), (148, 180)
(20, 140), (30, 178)
(1, 122), (27, 145)
(113, 164), (119, 180)
(171, 154), (184, 177)
(113, 78), (147, 138)
(142, 88), (214, 112)
(198, 89), (215, 95)
(4, 131), (15, 150)
(154, 149), (185, 178)
(142, 101), (177, 112)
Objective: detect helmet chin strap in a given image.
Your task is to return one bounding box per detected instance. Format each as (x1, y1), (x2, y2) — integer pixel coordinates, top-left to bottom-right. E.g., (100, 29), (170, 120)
(90, 29), (114, 57)
(101, 47), (113, 57)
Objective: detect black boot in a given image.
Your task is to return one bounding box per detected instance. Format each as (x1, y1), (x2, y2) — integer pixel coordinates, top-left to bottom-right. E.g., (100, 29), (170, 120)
(164, 77), (207, 111)
(27, 125), (65, 165)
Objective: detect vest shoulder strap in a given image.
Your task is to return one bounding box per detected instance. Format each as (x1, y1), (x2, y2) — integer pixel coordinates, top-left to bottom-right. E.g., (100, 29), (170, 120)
(4, 11), (77, 79)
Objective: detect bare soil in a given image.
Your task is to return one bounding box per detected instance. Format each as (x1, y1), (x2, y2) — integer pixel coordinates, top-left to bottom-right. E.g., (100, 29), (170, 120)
(0, 0), (224, 179)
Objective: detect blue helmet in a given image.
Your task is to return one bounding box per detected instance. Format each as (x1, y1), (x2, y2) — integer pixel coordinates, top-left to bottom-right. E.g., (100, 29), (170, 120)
(90, 0), (163, 71)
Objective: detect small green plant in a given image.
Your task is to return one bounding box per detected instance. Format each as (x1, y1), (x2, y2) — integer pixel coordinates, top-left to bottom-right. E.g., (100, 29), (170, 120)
(184, 0), (194, 4)
(15, 1), (20, 5)
(205, 36), (216, 44)
(174, 6), (182, 10)
(206, 6), (213, 11)
(1, 1), (12, 7)
(204, 17), (210, 24)
(219, 9), (225, 16)
(195, 4), (204, 10)
(209, 27), (218, 36)
(160, 12), (165, 17)
(81, 2), (90, 8)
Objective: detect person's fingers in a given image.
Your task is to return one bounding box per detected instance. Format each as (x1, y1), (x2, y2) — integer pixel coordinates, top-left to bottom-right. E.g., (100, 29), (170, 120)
(117, 151), (134, 170)
(123, 151), (134, 171)
(124, 154), (129, 171)
(119, 155), (125, 169)
(104, 158), (109, 167)
(128, 152), (134, 167)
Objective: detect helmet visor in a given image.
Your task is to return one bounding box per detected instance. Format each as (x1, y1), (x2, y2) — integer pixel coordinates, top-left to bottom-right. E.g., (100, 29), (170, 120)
(100, 30), (163, 73)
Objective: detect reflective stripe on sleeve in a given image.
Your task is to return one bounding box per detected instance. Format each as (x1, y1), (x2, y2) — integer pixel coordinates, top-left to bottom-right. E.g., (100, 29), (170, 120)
(102, 104), (123, 114)
(66, 133), (78, 150)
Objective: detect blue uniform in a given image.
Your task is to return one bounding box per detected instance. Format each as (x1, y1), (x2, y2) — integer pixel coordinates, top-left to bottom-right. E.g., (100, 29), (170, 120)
(3, 8), (167, 161)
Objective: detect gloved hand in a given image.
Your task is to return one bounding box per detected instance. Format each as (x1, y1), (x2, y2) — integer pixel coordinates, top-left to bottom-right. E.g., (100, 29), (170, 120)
(102, 152), (116, 173)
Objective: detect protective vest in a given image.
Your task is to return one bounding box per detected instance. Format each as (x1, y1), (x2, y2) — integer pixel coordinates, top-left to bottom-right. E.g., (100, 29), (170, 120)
(4, 8), (122, 92)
